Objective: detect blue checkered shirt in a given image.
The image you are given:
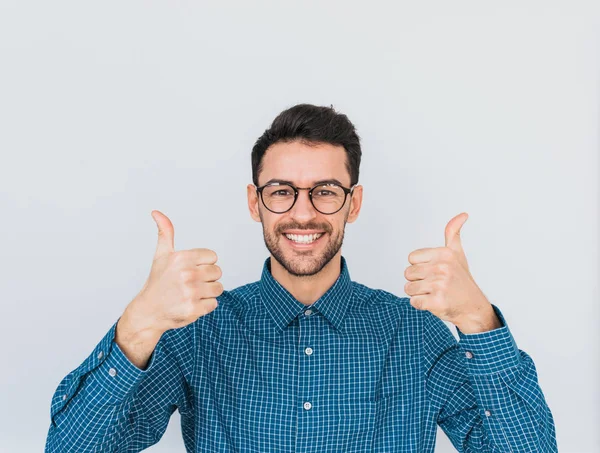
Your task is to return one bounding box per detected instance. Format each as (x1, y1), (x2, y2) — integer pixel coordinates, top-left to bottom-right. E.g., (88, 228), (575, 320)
(45, 255), (557, 452)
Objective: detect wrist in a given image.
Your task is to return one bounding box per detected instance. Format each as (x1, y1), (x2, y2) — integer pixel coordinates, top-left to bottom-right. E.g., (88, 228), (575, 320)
(115, 309), (163, 370)
(117, 304), (163, 344)
(456, 304), (502, 334)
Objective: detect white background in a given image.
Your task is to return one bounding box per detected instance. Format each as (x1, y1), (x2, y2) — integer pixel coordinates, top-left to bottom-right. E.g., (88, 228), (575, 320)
(0, 1), (598, 452)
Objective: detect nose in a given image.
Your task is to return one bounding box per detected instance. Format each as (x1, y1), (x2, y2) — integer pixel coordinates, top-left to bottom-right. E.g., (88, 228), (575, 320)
(289, 189), (317, 221)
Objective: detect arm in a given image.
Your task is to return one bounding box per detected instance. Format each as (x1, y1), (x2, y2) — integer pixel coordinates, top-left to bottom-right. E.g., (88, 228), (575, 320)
(44, 211), (220, 451)
(44, 319), (195, 452)
(423, 304), (557, 452)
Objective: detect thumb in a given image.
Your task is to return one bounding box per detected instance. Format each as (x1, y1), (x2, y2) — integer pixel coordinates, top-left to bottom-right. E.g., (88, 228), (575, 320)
(444, 212), (468, 253)
(151, 210), (175, 260)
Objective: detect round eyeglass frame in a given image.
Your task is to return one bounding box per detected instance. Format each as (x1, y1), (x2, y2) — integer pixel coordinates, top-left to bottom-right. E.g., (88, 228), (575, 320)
(255, 182), (357, 215)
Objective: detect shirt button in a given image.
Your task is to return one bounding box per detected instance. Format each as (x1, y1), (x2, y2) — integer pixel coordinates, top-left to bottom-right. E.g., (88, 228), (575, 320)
(97, 351), (104, 360)
(304, 347), (313, 355)
(303, 402), (312, 410)
(465, 351), (474, 359)
(62, 394), (67, 401)
(304, 309), (313, 316)
(484, 410), (492, 417)
(108, 368), (117, 377)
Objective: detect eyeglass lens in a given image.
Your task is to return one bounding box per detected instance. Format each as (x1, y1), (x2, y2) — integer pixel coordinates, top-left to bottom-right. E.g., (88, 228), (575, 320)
(262, 184), (346, 214)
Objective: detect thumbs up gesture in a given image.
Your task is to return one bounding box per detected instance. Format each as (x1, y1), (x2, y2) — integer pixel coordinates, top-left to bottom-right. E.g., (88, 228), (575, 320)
(119, 210), (223, 349)
(403, 213), (502, 334)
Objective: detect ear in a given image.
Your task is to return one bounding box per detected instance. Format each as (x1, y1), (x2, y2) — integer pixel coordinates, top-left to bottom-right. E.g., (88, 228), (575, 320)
(346, 185), (363, 223)
(247, 184), (262, 222)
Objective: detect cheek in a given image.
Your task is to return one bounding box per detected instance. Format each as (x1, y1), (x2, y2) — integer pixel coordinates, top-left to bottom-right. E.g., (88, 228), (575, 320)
(331, 218), (345, 234)
(263, 219), (282, 237)
(257, 207), (276, 230)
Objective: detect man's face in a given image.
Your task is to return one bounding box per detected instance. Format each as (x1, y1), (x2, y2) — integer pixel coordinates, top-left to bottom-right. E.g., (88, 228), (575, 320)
(247, 140), (363, 277)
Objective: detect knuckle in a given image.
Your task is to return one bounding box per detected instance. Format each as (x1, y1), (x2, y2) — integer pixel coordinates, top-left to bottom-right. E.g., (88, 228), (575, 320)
(197, 298), (218, 317)
(438, 278), (449, 290)
(179, 269), (195, 283)
(214, 265), (223, 280)
(200, 248), (217, 263)
(196, 265), (208, 279)
(202, 264), (221, 281)
(182, 286), (196, 302)
(432, 280), (443, 291)
(437, 262), (450, 275)
(172, 251), (186, 266)
(209, 281), (224, 297)
(410, 297), (421, 310)
(207, 297), (219, 312)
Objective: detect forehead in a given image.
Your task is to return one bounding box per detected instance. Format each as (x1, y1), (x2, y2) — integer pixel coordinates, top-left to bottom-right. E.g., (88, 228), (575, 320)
(259, 140), (350, 186)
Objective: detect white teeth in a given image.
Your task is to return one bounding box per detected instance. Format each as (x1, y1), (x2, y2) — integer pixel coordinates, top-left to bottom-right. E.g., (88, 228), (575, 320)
(284, 233), (323, 244)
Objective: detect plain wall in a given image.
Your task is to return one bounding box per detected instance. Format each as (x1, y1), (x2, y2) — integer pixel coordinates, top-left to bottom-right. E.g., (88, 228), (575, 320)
(0, 1), (598, 451)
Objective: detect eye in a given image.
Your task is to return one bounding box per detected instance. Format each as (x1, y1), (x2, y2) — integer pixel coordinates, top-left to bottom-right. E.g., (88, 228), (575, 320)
(272, 189), (293, 196)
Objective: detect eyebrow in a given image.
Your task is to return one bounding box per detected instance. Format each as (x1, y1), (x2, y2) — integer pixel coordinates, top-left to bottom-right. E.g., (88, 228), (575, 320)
(263, 178), (346, 187)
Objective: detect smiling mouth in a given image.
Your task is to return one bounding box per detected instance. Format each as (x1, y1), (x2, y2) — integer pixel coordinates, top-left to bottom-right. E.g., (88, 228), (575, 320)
(283, 232), (325, 245)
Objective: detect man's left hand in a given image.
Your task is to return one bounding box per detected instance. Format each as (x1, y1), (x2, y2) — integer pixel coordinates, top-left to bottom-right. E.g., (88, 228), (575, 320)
(404, 212), (502, 334)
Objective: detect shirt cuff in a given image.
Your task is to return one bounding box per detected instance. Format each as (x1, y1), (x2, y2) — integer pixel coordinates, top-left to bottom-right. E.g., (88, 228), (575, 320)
(455, 304), (522, 375)
(85, 319), (163, 402)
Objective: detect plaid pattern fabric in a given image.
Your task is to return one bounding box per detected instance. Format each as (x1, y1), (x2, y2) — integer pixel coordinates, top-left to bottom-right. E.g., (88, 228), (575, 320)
(45, 255), (557, 452)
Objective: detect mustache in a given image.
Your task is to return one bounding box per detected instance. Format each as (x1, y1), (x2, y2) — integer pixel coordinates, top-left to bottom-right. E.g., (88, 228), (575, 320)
(277, 223), (331, 234)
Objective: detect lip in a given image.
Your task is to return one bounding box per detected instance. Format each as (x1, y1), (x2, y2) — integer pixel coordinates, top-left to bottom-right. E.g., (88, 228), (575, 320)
(282, 230), (325, 234)
(283, 232), (326, 248)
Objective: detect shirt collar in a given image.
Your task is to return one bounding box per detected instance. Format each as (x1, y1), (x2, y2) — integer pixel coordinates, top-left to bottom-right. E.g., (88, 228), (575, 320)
(259, 255), (354, 333)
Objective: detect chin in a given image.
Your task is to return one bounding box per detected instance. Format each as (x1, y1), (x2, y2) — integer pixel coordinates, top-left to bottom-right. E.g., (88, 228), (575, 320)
(283, 254), (320, 272)
(264, 229), (343, 278)
(273, 250), (324, 277)
(285, 262), (324, 277)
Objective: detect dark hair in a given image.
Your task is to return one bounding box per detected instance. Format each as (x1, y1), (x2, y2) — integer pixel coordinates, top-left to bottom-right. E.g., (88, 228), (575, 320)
(251, 103), (362, 187)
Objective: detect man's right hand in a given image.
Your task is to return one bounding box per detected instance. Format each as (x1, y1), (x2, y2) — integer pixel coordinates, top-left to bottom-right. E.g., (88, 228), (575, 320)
(115, 210), (223, 369)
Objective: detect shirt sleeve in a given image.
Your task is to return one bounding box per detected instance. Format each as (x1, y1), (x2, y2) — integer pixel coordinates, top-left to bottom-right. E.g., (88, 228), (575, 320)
(423, 304), (558, 452)
(44, 318), (195, 452)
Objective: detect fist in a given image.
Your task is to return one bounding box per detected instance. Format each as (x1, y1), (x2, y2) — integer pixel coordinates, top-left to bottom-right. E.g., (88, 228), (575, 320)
(127, 210), (223, 335)
(403, 212), (500, 334)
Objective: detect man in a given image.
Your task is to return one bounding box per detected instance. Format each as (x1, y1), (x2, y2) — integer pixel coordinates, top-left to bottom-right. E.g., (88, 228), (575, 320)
(45, 103), (557, 452)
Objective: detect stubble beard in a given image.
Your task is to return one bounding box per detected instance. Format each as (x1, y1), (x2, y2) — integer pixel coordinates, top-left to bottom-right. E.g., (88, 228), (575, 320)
(260, 210), (348, 278)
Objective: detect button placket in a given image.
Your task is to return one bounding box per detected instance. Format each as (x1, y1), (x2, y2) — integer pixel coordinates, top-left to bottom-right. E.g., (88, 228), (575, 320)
(298, 306), (316, 432)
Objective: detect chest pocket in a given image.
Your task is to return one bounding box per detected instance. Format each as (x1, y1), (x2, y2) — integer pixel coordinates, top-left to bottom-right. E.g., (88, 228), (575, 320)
(336, 396), (377, 450)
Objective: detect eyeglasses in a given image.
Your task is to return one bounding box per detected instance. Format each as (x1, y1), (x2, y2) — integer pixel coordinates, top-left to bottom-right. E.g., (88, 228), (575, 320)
(256, 182), (357, 215)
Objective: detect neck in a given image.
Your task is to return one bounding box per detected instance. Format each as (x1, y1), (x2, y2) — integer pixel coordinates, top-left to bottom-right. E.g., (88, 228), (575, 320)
(269, 253), (342, 306)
